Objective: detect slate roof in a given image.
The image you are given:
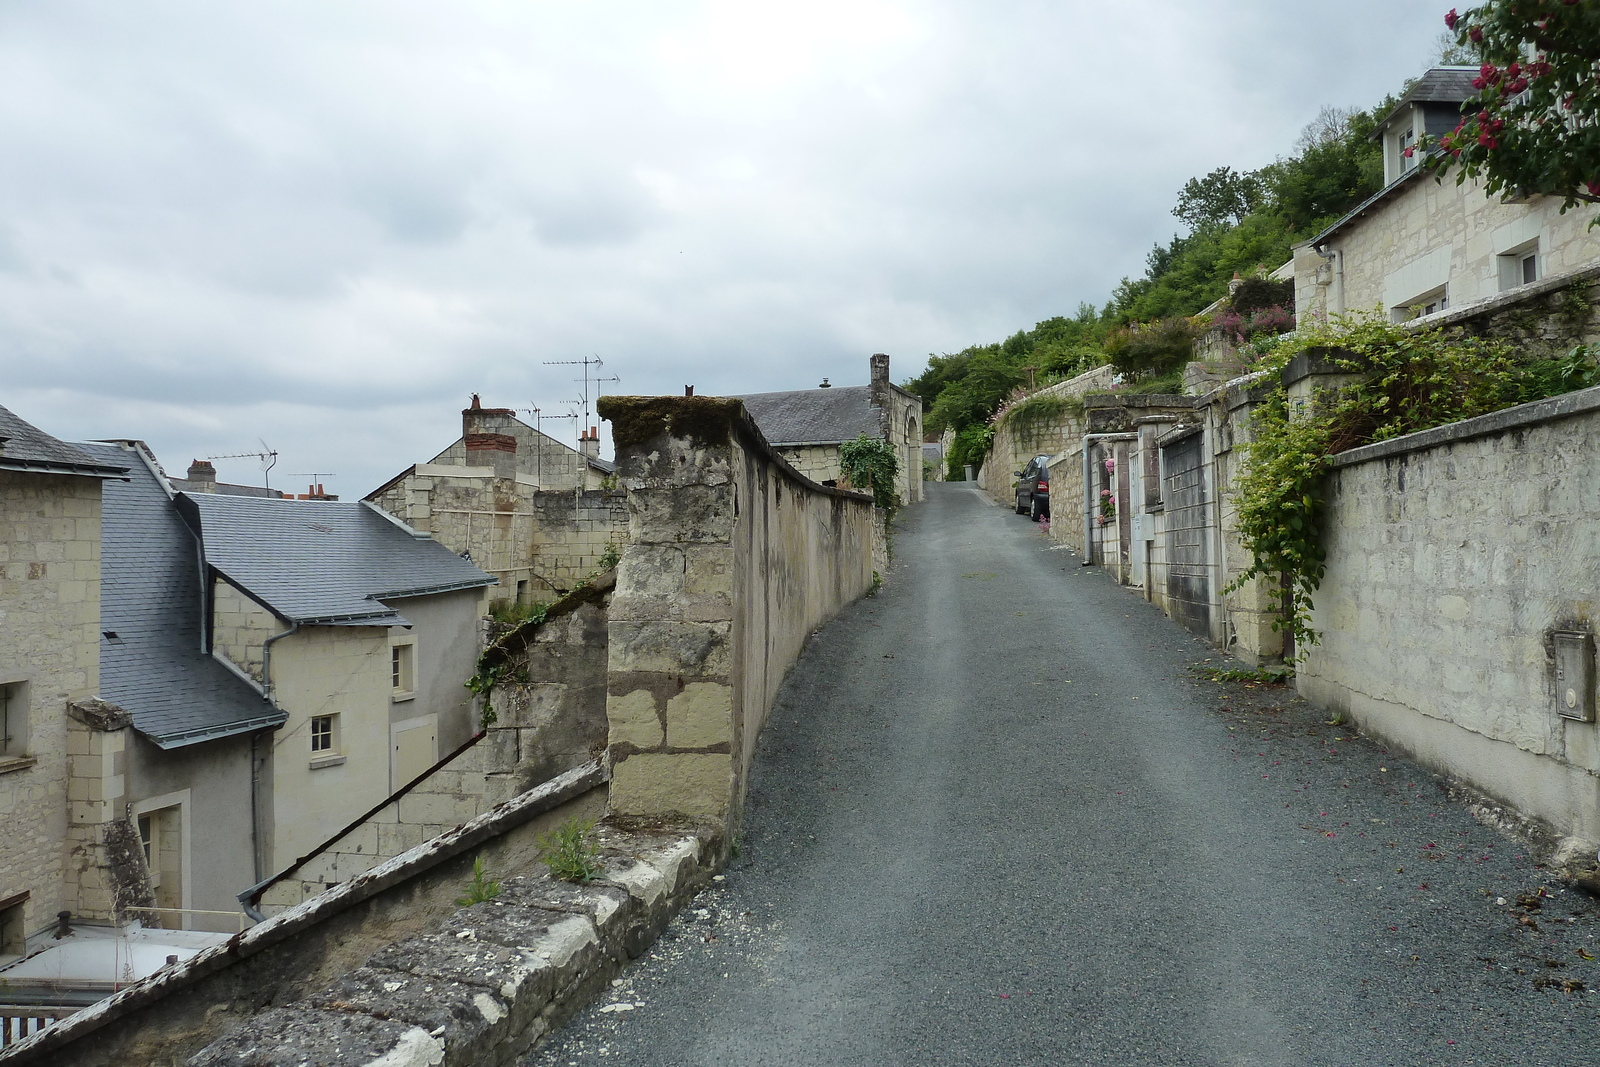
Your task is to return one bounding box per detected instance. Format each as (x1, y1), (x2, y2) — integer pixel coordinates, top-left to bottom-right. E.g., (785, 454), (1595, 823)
(180, 494), (496, 626)
(77, 442), (285, 749)
(0, 405), (128, 478)
(735, 385), (881, 447)
(1381, 67), (1478, 119)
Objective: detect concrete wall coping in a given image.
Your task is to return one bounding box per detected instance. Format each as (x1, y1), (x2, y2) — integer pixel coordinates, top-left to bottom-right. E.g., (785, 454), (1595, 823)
(1330, 383), (1600, 470)
(1415, 261), (1600, 333)
(3, 760), (609, 1065)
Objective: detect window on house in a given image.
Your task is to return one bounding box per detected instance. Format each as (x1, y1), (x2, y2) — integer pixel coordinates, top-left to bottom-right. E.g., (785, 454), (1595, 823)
(310, 715), (336, 753)
(391, 643), (415, 697)
(1398, 125), (1417, 172)
(1498, 244), (1540, 291)
(137, 813), (162, 887)
(0, 892), (27, 958)
(0, 683), (26, 760)
(1391, 287), (1448, 322)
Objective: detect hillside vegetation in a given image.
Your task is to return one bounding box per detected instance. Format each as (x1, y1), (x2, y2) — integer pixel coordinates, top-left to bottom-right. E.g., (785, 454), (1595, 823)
(911, 96), (1396, 478)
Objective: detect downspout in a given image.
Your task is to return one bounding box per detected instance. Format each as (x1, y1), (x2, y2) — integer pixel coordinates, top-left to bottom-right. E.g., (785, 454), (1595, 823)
(260, 620), (299, 704)
(1079, 433), (1138, 568)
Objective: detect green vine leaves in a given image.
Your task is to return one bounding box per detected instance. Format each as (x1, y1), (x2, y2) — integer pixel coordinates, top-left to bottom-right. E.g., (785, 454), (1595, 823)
(1226, 310), (1597, 656)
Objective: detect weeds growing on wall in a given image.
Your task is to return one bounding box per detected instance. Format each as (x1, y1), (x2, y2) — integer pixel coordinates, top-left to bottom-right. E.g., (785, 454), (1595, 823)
(536, 817), (604, 884)
(1228, 312), (1598, 654)
(455, 855), (502, 906)
(993, 391), (1085, 445)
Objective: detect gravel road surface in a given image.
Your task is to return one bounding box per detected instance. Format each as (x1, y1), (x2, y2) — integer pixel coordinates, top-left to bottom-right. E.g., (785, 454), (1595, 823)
(528, 481), (1600, 1066)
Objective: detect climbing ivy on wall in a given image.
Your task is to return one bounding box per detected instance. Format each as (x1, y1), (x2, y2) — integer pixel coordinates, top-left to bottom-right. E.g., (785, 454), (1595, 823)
(1228, 312), (1597, 654)
(839, 434), (900, 513)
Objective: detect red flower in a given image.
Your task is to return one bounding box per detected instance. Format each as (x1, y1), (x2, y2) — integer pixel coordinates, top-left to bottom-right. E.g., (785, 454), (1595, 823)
(1470, 25), (1484, 41)
(1402, 146), (1415, 158)
(1445, 8), (1458, 28)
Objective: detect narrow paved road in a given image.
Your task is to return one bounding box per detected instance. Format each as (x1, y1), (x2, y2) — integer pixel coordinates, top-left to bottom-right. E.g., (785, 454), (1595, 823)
(531, 482), (1599, 1066)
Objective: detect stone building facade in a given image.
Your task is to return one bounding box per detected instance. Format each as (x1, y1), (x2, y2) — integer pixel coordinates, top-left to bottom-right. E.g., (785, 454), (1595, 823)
(1294, 66), (1600, 326)
(367, 398), (626, 603)
(0, 406), (128, 959)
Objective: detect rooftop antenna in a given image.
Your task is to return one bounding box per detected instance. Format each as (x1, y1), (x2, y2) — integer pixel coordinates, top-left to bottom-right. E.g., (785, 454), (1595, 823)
(207, 439), (279, 490)
(542, 355), (608, 436)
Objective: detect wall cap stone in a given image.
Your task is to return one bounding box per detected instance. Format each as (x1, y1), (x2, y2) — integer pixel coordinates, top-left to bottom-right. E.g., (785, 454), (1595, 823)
(65, 698), (133, 732)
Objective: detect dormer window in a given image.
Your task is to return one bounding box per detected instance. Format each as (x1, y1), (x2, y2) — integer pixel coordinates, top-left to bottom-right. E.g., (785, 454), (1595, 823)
(1398, 125), (1417, 171)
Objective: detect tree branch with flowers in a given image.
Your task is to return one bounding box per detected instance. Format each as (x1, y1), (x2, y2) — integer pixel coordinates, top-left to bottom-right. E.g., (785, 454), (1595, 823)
(1424, 2), (1600, 214)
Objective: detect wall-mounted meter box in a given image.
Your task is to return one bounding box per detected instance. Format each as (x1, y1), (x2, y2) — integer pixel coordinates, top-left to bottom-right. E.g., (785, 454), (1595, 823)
(1553, 631), (1596, 722)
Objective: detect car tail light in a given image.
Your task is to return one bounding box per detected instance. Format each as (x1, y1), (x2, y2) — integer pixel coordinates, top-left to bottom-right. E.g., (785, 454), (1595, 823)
(1037, 481), (1048, 491)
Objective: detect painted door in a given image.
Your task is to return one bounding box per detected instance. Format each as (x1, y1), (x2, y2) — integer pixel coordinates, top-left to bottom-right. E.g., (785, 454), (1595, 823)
(393, 718), (438, 788)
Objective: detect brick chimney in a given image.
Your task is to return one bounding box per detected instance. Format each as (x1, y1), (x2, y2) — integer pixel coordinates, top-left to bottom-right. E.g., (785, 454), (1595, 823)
(578, 426), (601, 461)
(462, 394), (519, 477)
(186, 460), (217, 493)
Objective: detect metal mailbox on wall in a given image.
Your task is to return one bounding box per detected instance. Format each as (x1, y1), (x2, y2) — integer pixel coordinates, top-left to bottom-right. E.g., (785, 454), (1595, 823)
(1553, 630), (1596, 722)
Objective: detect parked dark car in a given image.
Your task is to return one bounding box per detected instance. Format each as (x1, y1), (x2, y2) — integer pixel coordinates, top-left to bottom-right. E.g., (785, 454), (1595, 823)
(1014, 454), (1052, 520)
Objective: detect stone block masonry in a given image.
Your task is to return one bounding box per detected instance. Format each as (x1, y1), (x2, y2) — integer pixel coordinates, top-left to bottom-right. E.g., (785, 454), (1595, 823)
(0, 470), (105, 943)
(598, 396), (876, 826)
(1300, 384), (1600, 861)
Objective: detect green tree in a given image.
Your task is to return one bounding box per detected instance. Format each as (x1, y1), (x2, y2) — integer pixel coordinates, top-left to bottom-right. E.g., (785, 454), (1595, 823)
(1427, 2), (1600, 213)
(1173, 166), (1263, 228)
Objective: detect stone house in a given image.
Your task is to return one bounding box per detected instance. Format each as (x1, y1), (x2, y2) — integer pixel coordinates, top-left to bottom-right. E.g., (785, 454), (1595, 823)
(174, 491), (496, 873)
(736, 353), (925, 508)
(0, 406), (129, 963)
(1293, 67), (1600, 325)
(367, 397), (626, 604)
(67, 441), (286, 930)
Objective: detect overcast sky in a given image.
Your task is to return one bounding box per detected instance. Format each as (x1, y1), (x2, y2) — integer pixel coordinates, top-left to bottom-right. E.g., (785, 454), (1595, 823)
(2, 1), (1448, 497)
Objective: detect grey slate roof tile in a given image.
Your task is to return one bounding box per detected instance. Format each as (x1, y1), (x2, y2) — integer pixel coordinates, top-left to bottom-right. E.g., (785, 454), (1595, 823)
(734, 385), (880, 446)
(0, 404), (128, 477)
(181, 494), (496, 625)
(77, 442), (285, 748)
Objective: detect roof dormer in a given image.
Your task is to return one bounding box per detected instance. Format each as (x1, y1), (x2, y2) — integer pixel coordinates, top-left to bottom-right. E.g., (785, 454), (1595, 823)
(1374, 67), (1478, 185)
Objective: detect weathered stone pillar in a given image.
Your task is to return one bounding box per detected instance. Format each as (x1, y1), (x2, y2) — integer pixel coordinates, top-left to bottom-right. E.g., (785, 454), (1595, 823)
(598, 398), (740, 821)
(63, 698), (153, 923)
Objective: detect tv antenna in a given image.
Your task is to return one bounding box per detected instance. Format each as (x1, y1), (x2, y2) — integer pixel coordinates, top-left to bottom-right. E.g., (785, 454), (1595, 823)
(208, 439), (278, 490)
(541, 355), (613, 435)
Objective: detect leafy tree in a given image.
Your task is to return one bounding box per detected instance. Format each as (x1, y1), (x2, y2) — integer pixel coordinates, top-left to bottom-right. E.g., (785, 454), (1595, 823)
(1173, 166), (1263, 228)
(1426, 2), (1600, 212)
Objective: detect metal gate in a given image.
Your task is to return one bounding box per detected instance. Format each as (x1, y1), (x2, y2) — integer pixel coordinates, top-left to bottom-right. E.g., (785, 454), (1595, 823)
(1162, 430), (1212, 639)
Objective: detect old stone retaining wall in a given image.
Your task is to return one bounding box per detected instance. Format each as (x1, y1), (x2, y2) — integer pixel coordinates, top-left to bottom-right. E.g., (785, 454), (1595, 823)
(977, 364), (1117, 509)
(1300, 385), (1600, 855)
(598, 396), (877, 826)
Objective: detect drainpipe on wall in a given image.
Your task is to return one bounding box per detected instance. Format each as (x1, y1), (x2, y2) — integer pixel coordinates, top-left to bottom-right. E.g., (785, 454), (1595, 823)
(1080, 433), (1138, 568)
(260, 621), (300, 704)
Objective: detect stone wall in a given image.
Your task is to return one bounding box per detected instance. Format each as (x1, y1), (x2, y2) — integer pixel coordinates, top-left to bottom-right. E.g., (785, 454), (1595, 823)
(209, 578), (278, 683)
(1053, 377), (1284, 665)
(1299, 385), (1600, 857)
(524, 490), (627, 598)
(598, 396), (876, 825)
(256, 581), (612, 914)
(0, 470), (104, 944)
(978, 365), (1118, 509)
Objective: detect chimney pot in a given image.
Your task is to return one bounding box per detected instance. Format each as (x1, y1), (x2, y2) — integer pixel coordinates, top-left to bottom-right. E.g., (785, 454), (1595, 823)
(819, 378), (831, 388)
(685, 385), (694, 397)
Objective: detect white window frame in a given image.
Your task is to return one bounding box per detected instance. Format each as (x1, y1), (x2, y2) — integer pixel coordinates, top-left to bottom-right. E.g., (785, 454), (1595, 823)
(390, 638), (417, 702)
(131, 790), (192, 918)
(1497, 240), (1540, 292)
(1391, 285), (1449, 323)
